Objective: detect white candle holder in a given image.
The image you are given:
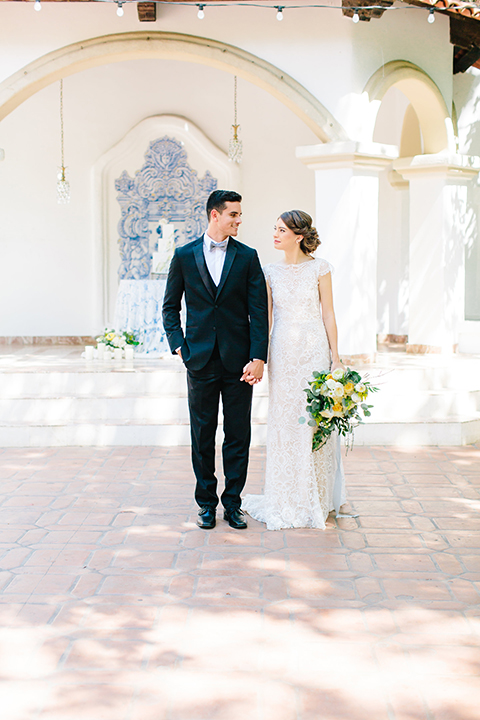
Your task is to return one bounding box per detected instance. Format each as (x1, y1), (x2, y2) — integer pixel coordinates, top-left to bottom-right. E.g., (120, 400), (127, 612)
(125, 346), (134, 361)
(114, 347), (123, 361)
(85, 346), (94, 361)
(96, 343), (106, 360)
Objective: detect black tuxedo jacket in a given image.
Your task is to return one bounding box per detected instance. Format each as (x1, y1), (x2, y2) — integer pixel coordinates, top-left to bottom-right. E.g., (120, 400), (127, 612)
(162, 235), (269, 373)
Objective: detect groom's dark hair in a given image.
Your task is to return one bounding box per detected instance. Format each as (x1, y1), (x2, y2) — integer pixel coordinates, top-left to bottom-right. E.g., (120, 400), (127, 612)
(207, 190), (242, 220)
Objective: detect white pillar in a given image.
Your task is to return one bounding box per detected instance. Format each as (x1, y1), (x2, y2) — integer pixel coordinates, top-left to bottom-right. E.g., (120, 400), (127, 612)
(394, 154), (479, 353)
(296, 141), (397, 360)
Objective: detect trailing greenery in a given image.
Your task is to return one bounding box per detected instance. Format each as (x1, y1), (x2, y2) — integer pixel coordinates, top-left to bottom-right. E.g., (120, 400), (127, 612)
(299, 367), (379, 451)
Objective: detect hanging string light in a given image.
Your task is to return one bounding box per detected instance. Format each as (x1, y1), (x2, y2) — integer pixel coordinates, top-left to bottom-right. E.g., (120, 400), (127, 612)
(276, 6), (284, 20)
(197, 4), (205, 19)
(228, 76), (243, 164)
(34, 0), (42, 11)
(57, 79), (71, 205)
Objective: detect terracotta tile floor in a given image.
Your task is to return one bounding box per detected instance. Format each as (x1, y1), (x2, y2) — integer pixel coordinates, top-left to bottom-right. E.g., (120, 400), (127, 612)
(1, 445), (479, 720)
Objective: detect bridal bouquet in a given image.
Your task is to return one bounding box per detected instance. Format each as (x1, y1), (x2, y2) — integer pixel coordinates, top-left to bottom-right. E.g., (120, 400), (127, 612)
(299, 367), (379, 451)
(95, 329), (139, 349)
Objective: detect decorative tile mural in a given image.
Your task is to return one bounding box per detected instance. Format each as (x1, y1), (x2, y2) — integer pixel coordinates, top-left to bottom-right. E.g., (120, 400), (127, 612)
(115, 136), (218, 279)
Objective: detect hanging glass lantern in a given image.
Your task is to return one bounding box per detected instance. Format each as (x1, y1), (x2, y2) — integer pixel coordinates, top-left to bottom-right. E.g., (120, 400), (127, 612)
(228, 76), (243, 164)
(57, 79), (71, 204)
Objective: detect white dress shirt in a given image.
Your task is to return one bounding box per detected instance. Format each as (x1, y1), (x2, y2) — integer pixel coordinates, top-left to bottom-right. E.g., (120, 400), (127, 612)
(204, 232), (228, 286)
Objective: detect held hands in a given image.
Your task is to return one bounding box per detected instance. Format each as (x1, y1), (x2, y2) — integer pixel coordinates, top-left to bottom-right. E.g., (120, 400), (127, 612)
(241, 359), (265, 386)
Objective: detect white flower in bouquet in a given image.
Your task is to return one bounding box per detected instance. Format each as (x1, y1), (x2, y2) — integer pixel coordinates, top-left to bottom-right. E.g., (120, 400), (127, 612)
(334, 383), (344, 398)
(112, 336), (122, 347)
(351, 392), (361, 403)
(320, 408), (334, 419)
(355, 383), (366, 393)
(332, 368), (345, 380)
(118, 336), (126, 347)
(326, 378), (337, 390)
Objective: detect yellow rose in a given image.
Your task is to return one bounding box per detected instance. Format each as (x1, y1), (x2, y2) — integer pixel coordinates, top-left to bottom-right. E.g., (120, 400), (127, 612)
(344, 382), (354, 394)
(333, 402), (342, 412)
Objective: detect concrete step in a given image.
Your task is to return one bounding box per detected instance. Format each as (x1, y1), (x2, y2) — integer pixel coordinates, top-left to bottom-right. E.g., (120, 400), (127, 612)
(0, 417), (478, 447)
(0, 351), (479, 446)
(0, 387), (478, 423)
(1, 357), (480, 397)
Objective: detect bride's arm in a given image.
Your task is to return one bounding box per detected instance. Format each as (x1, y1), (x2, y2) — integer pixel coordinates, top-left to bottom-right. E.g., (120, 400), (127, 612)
(267, 280), (273, 333)
(318, 272), (344, 371)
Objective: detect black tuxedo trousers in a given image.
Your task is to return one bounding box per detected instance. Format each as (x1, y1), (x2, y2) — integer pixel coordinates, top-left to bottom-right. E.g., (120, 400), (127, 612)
(162, 236), (269, 510)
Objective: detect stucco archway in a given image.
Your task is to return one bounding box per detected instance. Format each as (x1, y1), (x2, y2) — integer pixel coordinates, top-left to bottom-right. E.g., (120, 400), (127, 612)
(364, 60), (455, 154)
(0, 31), (347, 143)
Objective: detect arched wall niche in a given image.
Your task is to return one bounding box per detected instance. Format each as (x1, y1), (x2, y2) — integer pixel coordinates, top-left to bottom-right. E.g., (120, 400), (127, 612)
(364, 60), (455, 154)
(0, 31), (347, 144)
(94, 114), (240, 325)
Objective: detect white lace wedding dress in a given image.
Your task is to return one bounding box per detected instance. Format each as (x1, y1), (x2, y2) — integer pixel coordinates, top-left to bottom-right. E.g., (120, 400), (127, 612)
(243, 258), (346, 530)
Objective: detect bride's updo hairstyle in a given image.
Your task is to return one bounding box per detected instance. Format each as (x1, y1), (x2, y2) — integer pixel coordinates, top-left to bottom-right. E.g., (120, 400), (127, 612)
(280, 210), (320, 255)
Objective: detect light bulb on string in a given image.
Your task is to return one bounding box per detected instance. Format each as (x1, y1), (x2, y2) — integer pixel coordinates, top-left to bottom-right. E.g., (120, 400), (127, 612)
(427, 8), (435, 23)
(34, 0), (41, 11)
(116, 2), (124, 17)
(352, 9), (360, 23)
(276, 6), (284, 21)
(197, 4), (205, 19)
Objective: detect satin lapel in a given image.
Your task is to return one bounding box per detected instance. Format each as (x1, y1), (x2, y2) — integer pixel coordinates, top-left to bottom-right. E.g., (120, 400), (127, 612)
(193, 238), (215, 300)
(216, 239), (237, 299)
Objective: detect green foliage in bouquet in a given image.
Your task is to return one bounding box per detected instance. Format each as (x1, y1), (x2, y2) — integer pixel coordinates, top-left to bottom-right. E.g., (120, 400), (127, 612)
(299, 367), (379, 451)
(96, 329), (139, 349)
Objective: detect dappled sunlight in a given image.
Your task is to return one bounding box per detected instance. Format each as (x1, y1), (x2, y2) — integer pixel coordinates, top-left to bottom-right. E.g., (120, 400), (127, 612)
(0, 444), (479, 718)
(0, 604), (478, 719)
(450, 497), (480, 512)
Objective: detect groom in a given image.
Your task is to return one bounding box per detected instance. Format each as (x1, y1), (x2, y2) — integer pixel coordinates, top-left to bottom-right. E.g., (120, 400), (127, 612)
(162, 190), (269, 530)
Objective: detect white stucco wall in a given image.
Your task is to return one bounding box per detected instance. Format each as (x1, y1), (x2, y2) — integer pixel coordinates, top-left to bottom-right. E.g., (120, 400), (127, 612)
(454, 68), (480, 327)
(0, 2), (459, 337)
(0, 58), (316, 334)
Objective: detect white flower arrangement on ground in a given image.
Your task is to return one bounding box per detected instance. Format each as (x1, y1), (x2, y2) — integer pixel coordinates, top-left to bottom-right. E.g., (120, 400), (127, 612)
(95, 329), (139, 349)
(299, 367), (379, 451)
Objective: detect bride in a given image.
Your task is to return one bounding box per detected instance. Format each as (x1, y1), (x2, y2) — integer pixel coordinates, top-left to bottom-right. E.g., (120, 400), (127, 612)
(243, 210), (356, 530)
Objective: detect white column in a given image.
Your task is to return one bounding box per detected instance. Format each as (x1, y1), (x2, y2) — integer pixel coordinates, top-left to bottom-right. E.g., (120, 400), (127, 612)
(296, 141), (397, 360)
(394, 154), (479, 353)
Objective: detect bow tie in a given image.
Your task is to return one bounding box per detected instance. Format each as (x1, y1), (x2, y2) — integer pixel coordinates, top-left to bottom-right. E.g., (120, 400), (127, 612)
(209, 239), (228, 251)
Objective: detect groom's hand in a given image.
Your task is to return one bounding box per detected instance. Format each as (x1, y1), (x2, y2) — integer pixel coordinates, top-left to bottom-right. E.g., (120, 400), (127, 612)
(241, 359), (264, 385)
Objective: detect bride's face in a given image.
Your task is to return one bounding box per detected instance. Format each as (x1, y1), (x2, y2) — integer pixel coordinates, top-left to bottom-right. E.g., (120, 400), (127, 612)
(273, 218), (302, 252)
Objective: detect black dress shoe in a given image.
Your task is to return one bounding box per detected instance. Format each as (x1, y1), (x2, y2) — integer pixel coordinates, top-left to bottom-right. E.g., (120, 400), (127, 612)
(197, 507), (216, 529)
(223, 508), (248, 529)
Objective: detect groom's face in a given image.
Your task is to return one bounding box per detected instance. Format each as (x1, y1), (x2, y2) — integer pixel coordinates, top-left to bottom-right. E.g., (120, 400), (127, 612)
(214, 201), (242, 238)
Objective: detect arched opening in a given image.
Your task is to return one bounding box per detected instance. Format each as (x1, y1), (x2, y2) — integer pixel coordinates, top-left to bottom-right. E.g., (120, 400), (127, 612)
(367, 64), (455, 350)
(364, 60), (454, 155)
(0, 31), (346, 144)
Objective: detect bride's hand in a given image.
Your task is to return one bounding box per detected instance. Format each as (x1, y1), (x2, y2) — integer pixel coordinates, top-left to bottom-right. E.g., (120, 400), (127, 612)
(331, 359), (346, 373)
